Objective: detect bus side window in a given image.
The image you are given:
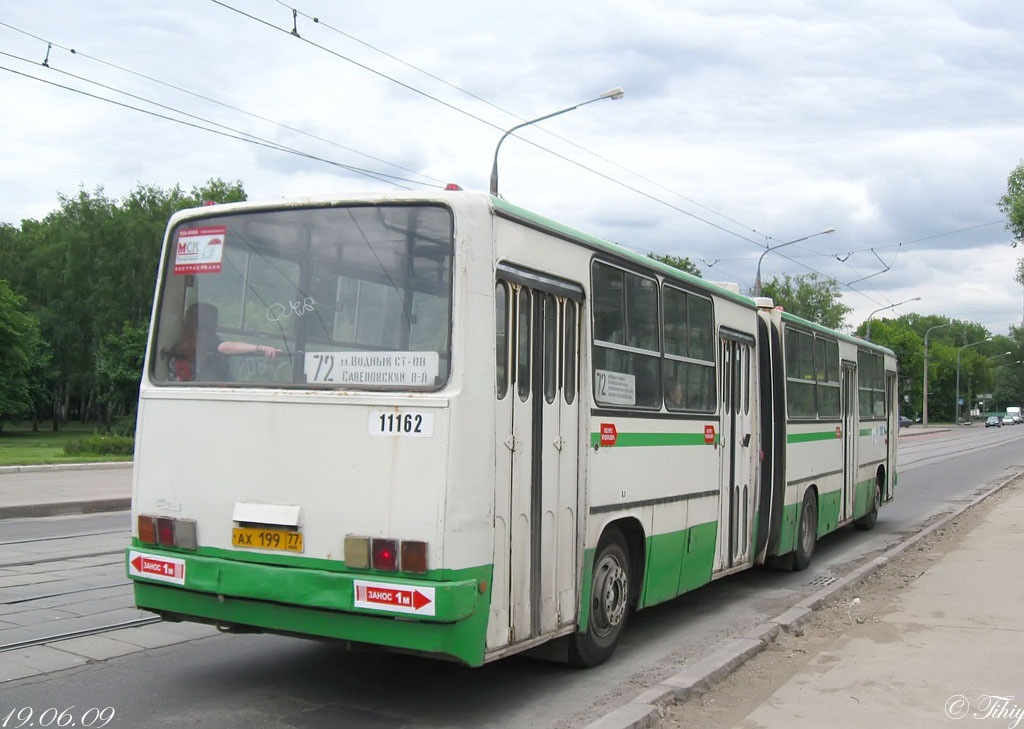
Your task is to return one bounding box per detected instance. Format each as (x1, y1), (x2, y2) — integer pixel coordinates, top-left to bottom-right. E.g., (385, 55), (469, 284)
(543, 295), (557, 404)
(563, 300), (577, 405)
(517, 289), (532, 401)
(496, 282), (509, 399)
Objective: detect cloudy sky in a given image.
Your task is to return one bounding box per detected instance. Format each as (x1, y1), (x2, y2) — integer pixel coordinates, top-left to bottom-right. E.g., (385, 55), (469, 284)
(2, 0), (1023, 334)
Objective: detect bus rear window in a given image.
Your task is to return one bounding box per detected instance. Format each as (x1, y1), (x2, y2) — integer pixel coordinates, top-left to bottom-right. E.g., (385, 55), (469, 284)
(151, 204), (454, 390)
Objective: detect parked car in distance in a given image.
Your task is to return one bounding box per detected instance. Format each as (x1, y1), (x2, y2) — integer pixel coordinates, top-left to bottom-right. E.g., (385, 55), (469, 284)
(1002, 415), (1015, 426)
(986, 416), (1002, 428)
(1015, 415), (1023, 424)
(899, 415), (913, 428)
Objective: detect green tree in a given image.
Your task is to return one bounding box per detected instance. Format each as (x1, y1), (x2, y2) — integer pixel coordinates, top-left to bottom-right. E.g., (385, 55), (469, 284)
(8, 178), (246, 428)
(761, 273), (851, 329)
(0, 280), (48, 429)
(999, 161), (1024, 287)
(999, 161), (1024, 247)
(991, 325), (1024, 410)
(647, 253), (702, 278)
(96, 321), (148, 433)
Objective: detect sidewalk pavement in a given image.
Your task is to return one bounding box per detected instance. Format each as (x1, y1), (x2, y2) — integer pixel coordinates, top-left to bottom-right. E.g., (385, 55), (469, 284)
(591, 470), (1023, 729)
(0, 463), (132, 519)
(718, 477), (1024, 728)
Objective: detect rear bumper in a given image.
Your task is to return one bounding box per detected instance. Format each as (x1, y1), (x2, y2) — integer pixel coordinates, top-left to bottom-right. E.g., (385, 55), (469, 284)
(126, 546), (492, 666)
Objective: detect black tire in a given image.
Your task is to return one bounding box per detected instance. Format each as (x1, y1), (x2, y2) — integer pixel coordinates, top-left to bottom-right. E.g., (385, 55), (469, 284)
(855, 478), (882, 531)
(792, 489), (818, 571)
(569, 528), (631, 667)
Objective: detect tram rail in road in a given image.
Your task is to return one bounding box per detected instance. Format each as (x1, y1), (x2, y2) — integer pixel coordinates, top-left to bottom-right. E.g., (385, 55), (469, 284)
(0, 522), (164, 658)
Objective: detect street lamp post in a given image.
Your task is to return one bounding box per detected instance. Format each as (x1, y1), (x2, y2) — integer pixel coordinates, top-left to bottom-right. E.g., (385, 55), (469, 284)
(753, 227), (835, 297)
(922, 322), (951, 428)
(956, 338), (989, 424)
(489, 87), (624, 197)
(865, 297), (921, 341)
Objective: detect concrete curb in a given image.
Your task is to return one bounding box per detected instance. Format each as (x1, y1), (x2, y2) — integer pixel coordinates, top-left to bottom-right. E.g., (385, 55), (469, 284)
(584, 468), (1021, 729)
(0, 461), (132, 475)
(0, 498), (132, 519)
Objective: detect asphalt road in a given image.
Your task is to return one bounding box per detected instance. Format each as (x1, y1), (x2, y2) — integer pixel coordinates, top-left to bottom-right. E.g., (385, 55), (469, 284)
(3, 425), (1023, 728)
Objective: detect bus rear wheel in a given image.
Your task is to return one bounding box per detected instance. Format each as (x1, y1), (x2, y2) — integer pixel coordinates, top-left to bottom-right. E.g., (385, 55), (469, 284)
(569, 528), (630, 667)
(793, 489), (817, 571)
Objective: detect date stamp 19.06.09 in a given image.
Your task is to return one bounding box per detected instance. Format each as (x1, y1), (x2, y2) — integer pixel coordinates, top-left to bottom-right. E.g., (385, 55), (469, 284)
(2, 707), (115, 728)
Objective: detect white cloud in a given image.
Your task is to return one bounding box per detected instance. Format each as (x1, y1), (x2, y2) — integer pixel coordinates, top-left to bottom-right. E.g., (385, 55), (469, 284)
(1, 0), (1023, 332)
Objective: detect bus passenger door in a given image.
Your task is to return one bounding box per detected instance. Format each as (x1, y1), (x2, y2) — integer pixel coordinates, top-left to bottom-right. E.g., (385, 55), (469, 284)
(841, 364), (858, 521)
(489, 281), (515, 649)
(716, 335), (756, 571)
(885, 373), (896, 499)
(489, 275), (581, 650)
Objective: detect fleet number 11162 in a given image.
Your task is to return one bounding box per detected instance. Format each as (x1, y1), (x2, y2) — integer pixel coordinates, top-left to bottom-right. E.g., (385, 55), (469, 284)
(368, 411), (434, 438)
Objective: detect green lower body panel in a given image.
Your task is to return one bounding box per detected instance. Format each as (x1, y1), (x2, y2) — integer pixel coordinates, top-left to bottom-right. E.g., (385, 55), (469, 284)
(776, 501), (799, 555)
(641, 521), (718, 608)
(817, 489), (841, 536)
(853, 477), (876, 519)
(127, 547), (492, 666)
(577, 548), (595, 633)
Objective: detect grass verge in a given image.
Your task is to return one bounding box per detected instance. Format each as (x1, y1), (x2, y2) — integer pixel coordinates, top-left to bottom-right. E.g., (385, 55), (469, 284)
(0, 421), (134, 466)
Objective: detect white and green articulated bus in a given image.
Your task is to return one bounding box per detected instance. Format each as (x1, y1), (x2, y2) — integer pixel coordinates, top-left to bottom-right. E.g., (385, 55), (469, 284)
(127, 190), (897, 667)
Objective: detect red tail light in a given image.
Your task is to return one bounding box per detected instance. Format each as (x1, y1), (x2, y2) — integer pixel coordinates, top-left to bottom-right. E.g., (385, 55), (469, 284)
(371, 538), (398, 571)
(157, 517), (175, 546)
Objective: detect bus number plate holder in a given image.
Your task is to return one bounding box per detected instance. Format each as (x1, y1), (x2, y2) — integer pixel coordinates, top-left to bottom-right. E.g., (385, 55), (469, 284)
(232, 527), (303, 553)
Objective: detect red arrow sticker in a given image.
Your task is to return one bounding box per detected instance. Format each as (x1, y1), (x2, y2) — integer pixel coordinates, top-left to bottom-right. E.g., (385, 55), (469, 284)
(600, 423), (618, 447)
(127, 550), (186, 585)
(353, 579), (436, 616)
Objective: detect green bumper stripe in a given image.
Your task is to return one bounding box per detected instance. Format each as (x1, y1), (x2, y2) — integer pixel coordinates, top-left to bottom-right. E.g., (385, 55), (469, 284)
(134, 581), (490, 666)
(127, 547), (491, 665)
(126, 547), (483, 622)
(787, 431), (840, 443)
(589, 432), (717, 448)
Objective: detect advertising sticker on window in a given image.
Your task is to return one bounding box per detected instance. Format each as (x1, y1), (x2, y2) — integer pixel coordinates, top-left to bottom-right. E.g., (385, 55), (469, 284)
(174, 226), (226, 275)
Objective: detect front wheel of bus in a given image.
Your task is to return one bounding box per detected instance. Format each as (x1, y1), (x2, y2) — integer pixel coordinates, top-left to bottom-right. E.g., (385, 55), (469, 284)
(570, 528), (630, 667)
(793, 490), (817, 571)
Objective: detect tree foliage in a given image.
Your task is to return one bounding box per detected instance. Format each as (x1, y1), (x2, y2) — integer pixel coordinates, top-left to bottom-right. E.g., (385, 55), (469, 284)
(862, 313), (1024, 422)
(0, 179), (245, 430)
(999, 160), (1024, 248)
(760, 273), (851, 329)
(647, 253), (702, 278)
(0, 280), (48, 427)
